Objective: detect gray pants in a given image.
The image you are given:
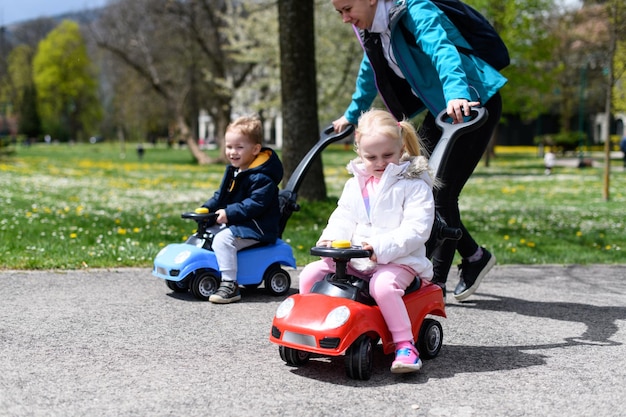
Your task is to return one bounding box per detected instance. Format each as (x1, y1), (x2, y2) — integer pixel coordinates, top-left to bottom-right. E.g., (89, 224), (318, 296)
(208, 225), (258, 282)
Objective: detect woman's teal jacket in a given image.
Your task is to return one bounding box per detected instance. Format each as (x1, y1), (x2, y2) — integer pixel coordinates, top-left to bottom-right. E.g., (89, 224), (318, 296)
(344, 0), (507, 124)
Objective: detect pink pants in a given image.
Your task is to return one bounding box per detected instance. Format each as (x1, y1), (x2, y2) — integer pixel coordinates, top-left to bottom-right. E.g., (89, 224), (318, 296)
(299, 258), (417, 344)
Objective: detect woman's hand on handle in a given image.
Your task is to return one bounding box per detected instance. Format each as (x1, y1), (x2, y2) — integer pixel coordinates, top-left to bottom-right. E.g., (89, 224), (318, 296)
(332, 115), (352, 133)
(447, 99), (481, 124)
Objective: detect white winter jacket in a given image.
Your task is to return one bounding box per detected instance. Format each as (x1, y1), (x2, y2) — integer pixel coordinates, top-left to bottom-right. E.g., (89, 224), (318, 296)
(319, 154), (435, 280)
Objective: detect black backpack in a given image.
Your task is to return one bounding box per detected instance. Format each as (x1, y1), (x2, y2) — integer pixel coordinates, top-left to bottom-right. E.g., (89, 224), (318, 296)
(400, 0), (510, 71)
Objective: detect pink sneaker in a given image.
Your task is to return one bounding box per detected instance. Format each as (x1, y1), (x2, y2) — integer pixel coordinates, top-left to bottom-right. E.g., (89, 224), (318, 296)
(391, 342), (422, 374)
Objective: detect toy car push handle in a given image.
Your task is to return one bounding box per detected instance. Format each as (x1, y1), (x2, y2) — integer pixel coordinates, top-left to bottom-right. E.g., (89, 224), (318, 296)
(283, 124), (355, 196)
(429, 107), (488, 179)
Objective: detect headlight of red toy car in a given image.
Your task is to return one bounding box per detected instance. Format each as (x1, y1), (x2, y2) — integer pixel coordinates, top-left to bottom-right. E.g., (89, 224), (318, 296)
(275, 297), (295, 318)
(323, 305), (350, 329)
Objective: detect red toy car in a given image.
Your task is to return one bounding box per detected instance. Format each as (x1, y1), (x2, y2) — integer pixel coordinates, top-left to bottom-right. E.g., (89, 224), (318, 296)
(269, 242), (446, 380)
(269, 108), (488, 380)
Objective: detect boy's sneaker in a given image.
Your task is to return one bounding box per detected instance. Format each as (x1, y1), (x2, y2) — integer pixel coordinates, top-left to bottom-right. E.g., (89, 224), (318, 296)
(209, 281), (241, 304)
(453, 247), (496, 301)
(390, 342), (422, 374)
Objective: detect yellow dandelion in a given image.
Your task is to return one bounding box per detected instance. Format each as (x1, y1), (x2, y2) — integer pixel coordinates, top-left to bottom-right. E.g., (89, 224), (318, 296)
(118, 228), (127, 235)
(526, 242), (536, 248)
(133, 227), (141, 233)
(511, 247), (517, 253)
(503, 235), (509, 240)
(576, 231), (582, 237)
(70, 233), (78, 239)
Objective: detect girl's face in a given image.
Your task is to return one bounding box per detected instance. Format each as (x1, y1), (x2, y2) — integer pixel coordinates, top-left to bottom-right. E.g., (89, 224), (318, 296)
(331, 0), (377, 30)
(224, 130), (261, 170)
(357, 133), (403, 178)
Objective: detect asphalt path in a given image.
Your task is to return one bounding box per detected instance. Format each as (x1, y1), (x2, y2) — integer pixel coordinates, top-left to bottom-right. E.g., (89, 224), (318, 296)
(1, 265), (625, 417)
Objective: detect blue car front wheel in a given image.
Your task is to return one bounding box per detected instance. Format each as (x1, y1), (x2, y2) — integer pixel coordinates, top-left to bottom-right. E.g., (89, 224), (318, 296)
(165, 279), (188, 293)
(264, 265), (291, 296)
(190, 270), (220, 301)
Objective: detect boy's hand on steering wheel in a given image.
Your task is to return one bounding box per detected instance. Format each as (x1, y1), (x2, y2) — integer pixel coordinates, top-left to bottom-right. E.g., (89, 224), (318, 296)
(215, 209), (228, 224)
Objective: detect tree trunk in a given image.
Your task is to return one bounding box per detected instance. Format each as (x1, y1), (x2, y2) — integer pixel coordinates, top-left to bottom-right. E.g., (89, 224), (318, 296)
(483, 124), (498, 167)
(602, 1), (619, 201)
(278, 0), (324, 200)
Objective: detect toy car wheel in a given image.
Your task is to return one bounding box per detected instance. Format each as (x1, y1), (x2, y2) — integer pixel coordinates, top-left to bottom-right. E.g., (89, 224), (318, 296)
(344, 334), (373, 380)
(417, 318), (443, 359)
(165, 279), (188, 293)
(279, 346), (310, 366)
(190, 271), (220, 301)
(264, 265), (291, 296)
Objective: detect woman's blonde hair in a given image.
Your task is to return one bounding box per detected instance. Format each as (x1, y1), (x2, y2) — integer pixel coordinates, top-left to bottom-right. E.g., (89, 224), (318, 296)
(354, 109), (423, 157)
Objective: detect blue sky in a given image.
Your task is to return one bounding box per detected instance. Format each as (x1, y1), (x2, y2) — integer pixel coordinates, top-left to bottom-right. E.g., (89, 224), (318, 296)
(1, 0), (108, 26)
(0, 0), (583, 27)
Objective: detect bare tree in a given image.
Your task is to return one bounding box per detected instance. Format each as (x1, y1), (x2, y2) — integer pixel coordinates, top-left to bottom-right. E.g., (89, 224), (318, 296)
(90, 0), (274, 164)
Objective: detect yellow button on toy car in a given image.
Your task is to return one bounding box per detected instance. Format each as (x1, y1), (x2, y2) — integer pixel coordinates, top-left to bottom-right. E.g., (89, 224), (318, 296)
(331, 240), (351, 248)
(194, 207), (209, 214)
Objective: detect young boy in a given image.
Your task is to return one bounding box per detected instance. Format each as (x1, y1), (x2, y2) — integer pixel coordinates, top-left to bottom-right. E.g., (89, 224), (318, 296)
(201, 115), (283, 304)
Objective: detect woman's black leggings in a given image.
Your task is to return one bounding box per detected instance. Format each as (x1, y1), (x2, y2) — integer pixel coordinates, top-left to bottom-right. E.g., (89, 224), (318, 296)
(418, 92), (502, 284)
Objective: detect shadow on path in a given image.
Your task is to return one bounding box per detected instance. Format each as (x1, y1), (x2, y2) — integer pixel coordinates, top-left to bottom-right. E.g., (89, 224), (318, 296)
(283, 295), (625, 385)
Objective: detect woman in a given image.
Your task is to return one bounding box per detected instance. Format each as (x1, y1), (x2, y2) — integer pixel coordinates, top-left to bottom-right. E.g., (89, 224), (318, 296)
(331, 0), (507, 300)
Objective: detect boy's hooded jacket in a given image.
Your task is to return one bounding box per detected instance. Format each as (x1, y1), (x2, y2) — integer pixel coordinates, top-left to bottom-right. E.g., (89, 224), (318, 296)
(202, 148), (283, 244)
(318, 154), (435, 280)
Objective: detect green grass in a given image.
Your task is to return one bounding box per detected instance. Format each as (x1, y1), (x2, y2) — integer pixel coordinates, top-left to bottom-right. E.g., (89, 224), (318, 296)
(1, 141), (624, 270)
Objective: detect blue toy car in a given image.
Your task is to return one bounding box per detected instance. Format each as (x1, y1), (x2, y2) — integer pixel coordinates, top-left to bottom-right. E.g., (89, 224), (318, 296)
(153, 209), (296, 300)
(152, 125), (356, 300)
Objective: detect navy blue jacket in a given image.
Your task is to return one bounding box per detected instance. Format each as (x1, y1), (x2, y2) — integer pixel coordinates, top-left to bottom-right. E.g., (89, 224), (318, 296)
(202, 148), (283, 243)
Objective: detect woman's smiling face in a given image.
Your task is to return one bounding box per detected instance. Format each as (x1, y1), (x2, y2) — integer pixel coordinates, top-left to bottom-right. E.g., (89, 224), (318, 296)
(331, 0), (378, 30)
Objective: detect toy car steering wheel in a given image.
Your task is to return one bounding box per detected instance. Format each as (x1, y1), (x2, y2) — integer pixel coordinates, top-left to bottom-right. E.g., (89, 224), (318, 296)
(310, 242), (371, 281)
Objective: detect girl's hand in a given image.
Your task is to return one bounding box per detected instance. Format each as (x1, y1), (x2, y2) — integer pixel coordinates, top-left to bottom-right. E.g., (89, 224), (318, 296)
(447, 99), (481, 124)
(361, 242), (377, 262)
(316, 240), (332, 247)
